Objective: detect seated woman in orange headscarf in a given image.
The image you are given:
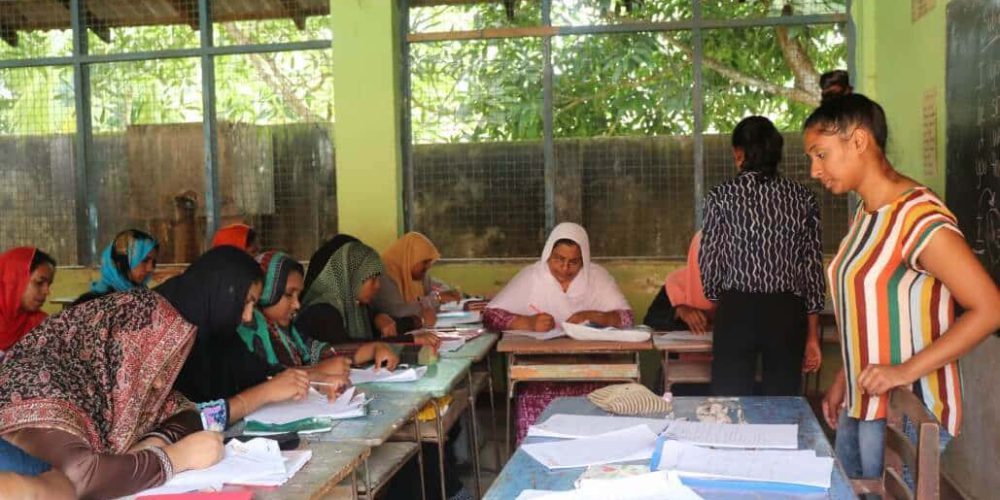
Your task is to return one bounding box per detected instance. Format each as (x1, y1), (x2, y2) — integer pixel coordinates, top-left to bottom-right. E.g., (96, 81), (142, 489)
(370, 232), (462, 335)
(210, 223), (260, 256)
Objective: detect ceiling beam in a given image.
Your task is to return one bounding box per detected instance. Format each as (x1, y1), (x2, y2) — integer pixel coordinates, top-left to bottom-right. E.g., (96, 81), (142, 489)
(56, 0), (112, 43)
(166, 0), (199, 29)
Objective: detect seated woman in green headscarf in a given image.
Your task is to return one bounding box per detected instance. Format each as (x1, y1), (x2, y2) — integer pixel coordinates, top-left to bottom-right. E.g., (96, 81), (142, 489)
(238, 250), (397, 375)
(295, 235), (439, 349)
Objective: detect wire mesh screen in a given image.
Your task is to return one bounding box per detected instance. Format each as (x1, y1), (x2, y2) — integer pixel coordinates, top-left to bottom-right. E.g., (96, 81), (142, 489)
(703, 0), (845, 19)
(407, 1), (850, 258)
(213, 2), (332, 46)
(702, 24), (848, 253)
(88, 58), (204, 264)
(409, 38), (546, 258)
(552, 0), (691, 26)
(0, 66), (79, 264)
(410, 0), (541, 32)
(215, 50), (336, 261)
(81, 0), (201, 55)
(553, 32), (695, 257)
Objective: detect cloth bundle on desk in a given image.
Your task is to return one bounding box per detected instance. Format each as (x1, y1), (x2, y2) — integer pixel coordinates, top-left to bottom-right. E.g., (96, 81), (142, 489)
(417, 395), (454, 422)
(588, 383), (671, 415)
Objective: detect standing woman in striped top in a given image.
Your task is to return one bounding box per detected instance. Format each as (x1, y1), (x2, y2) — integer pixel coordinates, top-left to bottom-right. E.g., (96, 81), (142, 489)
(805, 94), (1000, 479)
(699, 116), (826, 397)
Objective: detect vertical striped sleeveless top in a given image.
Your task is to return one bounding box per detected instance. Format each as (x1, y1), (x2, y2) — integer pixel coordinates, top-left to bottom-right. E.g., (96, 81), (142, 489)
(828, 186), (963, 435)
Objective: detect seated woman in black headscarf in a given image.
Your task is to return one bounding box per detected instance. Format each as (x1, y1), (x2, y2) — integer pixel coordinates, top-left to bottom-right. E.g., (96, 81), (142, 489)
(296, 235), (440, 350)
(162, 247), (351, 430)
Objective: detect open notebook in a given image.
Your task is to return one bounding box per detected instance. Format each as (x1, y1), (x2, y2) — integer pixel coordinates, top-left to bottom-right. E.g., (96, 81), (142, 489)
(246, 386), (367, 426)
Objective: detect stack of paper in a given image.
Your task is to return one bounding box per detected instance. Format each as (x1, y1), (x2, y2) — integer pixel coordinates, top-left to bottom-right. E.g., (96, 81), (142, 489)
(434, 310), (482, 327)
(652, 440), (833, 490)
(527, 414), (672, 439)
(434, 334), (466, 353)
(655, 331), (713, 343)
(521, 425), (659, 470)
(247, 387), (367, 425)
(561, 322), (651, 342)
(503, 328), (566, 340)
(662, 421), (798, 449)
(439, 297), (486, 312)
(350, 364), (428, 384)
(514, 470), (703, 500)
(136, 438), (312, 496)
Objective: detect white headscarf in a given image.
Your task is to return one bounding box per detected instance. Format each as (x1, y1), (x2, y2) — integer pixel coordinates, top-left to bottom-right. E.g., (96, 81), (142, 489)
(487, 222), (630, 323)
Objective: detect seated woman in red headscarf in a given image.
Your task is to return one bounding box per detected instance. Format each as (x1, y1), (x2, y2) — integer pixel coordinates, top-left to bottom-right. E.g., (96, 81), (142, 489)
(0, 247), (56, 356)
(210, 223), (260, 256)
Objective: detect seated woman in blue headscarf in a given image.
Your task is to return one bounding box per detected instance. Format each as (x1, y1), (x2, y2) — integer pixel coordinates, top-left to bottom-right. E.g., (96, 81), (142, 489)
(73, 229), (159, 306)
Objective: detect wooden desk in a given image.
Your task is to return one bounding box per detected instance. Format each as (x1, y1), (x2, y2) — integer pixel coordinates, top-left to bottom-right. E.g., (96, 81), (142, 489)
(652, 335), (713, 392)
(258, 441), (369, 500)
(355, 358), (479, 500)
(496, 335), (652, 458)
(485, 396), (854, 500)
(441, 332), (500, 474)
(308, 392), (430, 500)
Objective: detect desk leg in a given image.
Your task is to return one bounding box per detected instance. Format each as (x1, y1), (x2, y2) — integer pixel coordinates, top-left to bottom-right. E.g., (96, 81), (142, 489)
(415, 415), (427, 500)
(661, 351), (671, 393)
(364, 457), (372, 500)
(485, 353), (500, 472)
(352, 464), (359, 500)
(467, 371), (482, 499)
(433, 398), (447, 500)
(505, 353), (515, 460)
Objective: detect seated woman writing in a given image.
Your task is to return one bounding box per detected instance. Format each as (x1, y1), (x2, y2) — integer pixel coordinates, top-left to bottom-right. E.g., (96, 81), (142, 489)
(483, 222), (633, 443)
(643, 231), (715, 333)
(371, 232), (464, 333)
(238, 250), (397, 378)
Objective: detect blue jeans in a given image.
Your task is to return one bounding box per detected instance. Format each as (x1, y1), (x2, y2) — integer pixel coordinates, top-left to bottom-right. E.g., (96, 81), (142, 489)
(835, 411), (952, 486)
(0, 438), (50, 476)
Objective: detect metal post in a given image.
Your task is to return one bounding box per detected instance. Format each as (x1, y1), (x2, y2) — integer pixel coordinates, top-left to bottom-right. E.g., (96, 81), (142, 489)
(692, 0), (706, 229)
(70, 0), (97, 266)
(542, 0), (555, 232)
(400, 0), (416, 232)
(199, 0), (221, 247)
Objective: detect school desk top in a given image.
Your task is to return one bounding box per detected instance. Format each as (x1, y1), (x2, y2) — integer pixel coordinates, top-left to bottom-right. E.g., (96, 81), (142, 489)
(354, 357), (473, 398)
(485, 396), (853, 500)
(257, 441), (369, 500)
(497, 335), (654, 354)
(440, 332), (499, 361)
(306, 390), (430, 446)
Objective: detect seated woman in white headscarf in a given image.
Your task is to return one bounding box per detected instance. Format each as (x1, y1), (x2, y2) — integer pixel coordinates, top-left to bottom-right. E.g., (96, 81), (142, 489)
(483, 222), (633, 443)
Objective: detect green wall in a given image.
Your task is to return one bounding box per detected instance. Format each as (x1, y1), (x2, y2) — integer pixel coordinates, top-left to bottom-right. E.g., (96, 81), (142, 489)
(854, 0), (948, 195)
(330, 0), (404, 252)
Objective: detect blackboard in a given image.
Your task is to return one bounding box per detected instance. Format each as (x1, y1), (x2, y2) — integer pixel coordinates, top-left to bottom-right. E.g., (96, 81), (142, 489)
(946, 0), (1000, 286)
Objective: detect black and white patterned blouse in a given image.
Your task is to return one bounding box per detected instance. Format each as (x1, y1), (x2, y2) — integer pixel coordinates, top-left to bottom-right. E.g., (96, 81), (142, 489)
(699, 170), (825, 314)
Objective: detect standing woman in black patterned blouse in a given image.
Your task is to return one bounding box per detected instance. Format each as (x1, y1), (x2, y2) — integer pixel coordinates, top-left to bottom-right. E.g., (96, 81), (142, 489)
(699, 116), (825, 396)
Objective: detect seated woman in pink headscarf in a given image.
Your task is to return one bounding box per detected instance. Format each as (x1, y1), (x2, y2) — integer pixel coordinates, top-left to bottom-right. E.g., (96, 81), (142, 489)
(483, 222), (633, 443)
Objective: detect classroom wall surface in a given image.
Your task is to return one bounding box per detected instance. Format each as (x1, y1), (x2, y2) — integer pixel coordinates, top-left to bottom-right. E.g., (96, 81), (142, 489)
(856, 1), (1000, 497)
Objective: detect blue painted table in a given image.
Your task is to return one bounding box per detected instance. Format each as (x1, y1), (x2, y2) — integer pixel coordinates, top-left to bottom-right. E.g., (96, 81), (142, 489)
(485, 396), (854, 500)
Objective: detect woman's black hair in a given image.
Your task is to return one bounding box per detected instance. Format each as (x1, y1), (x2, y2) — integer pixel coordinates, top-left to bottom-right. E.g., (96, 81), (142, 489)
(29, 249), (56, 272)
(552, 238), (580, 250)
(802, 93), (888, 153)
(731, 116), (784, 178)
(246, 228), (258, 248)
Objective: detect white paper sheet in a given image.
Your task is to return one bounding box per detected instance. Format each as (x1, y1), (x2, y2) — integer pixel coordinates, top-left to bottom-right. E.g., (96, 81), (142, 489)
(434, 310), (482, 327)
(561, 322), (650, 342)
(521, 425), (658, 470)
(514, 471), (703, 500)
(655, 441), (833, 489)
(136, 438), (294, 496)
(350, 364), (428, 384)
(438, 338), (466, 353)
(503, 328), (566, 340)
(528, 414), (672, 439)
(247, 387), (366, 425)
(655, 331), (713, 343)
(232, 449), (313, 486)
(662, 420), (798, 449)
